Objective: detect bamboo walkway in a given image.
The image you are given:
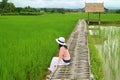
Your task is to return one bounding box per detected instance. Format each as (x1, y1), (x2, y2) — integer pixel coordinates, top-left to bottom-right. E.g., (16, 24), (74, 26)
(47, 20), (91, 80)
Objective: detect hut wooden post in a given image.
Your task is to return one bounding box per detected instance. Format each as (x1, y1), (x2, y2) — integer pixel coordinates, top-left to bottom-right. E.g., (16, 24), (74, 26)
(98, 12), (100, 24)
(88, 12), (90, 24)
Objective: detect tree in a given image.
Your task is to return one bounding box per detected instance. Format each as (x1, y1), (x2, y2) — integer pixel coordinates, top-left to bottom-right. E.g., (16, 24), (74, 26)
(4, 3), (15, 12)
(57, 8), (65, 14)
(1, 0), (8, 8)
(116, 9), (120, 13)
(0, 0), (15, 13)
(2, 0), (8, 3)
(15, 7), (23, 12)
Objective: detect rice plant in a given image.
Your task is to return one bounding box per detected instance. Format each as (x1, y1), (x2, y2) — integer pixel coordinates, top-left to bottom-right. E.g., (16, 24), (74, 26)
(100, 26), (120, 80)
(0, 14), (80, 80)
(89, 25), (120, 80)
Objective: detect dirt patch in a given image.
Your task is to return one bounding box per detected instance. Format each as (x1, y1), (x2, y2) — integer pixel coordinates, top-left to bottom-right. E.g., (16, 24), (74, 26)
(86, 20), (120, 25)
(102, 21), (120, 24)
(42, 69), (51, 80)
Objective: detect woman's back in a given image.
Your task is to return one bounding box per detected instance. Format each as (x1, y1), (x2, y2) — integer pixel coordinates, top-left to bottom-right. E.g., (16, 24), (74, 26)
(59, 46), (70, 60)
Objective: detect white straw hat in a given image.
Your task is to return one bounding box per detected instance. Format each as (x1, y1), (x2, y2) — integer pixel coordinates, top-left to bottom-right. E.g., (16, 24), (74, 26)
(56, 37), (66, 45)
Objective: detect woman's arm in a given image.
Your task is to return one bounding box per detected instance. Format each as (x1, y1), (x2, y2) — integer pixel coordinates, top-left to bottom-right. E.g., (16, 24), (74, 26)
(54, 47), (64, 67)
(54, 57), (61, 67)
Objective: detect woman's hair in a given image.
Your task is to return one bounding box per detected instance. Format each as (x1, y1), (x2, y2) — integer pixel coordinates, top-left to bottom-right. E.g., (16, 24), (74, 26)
(59, 44), (68, 49)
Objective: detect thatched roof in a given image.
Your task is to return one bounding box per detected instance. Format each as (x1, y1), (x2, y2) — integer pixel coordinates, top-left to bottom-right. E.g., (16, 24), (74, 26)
(85, 3), (104, 12)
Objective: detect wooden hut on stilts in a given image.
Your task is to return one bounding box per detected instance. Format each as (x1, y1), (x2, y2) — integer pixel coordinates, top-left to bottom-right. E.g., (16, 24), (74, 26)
(85, 3), (105, 24)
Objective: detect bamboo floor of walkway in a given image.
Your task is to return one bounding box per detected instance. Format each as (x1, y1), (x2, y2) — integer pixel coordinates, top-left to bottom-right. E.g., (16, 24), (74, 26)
(46, 20), (91, 80)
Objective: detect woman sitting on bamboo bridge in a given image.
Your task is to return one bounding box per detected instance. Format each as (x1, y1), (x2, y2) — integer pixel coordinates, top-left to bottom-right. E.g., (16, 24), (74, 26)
(48, 37), (71, 73)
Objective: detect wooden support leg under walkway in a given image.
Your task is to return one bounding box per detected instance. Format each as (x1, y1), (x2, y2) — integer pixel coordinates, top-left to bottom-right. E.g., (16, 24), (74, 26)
(46, 20), (91, 80)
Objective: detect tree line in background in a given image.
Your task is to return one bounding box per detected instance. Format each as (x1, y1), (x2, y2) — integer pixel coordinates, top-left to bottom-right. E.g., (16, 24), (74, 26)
(0, 0), (120, 15)
(0, 0), (79, 15)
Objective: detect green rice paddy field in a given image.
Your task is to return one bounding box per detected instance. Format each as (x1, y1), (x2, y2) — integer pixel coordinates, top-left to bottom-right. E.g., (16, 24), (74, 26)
(0, 13), (120, 80)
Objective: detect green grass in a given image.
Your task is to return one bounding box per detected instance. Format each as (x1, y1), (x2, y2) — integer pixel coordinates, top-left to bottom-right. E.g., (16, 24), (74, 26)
(0, 14), (82, 80)
(0, 13), (120, 80)
(87, 13), (120, 80)
(100, 27), (120, 80)
(101, 13), (120, 21)
(86, 13), (120, 21)
(88, 33), (104, 80)
(88, 25), (120, 80)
